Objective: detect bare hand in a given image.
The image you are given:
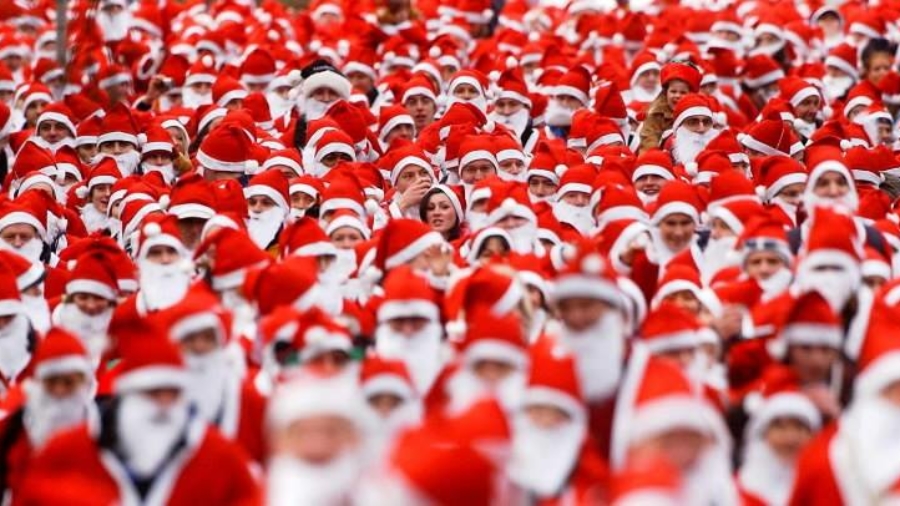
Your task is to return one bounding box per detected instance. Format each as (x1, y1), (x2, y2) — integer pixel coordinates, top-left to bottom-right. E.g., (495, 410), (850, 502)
(422, 243), (452, 277)
(804, 384), (841, 419)
(399, 180), (431, 211)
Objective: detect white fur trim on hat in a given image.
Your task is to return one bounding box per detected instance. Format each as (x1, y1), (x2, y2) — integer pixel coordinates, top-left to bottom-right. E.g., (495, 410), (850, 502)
(824, 55), (859, 80)
(766, 173), (807, 202)
(0, 211), (46, 239)
(651, 202), (699, 225)
(459, 150), (499, 172)
(553, 85), (589, 106)
(115, 366), (189, 394)
(362, 374), (416, 401)
(170, 312), (224, 343)
(35, 355), (93, 380)
(632, 165), (674, 182)
(673, 106), (713, 130)
(320, 198), (366, 220)
(380, 114), (415, 142)
(315, 142), (356, 162)
(293, 241), (338, 258)
(66, 279), (117, 300)
(856, 350), (900, 399)
(36, 112), (76, 136)
(244, 184), (289, 211)
(550, 275), (624, 307)
(385, 231), (444, 269)
(168, 203), (216, 220)
(643, 331), (700, 354)
(463, 340), (527, 370)
(97, 132), (139, 147)
(326, 214), (371, 239)
(197, 149), (251, 173)
(216, 89), (249, 108)
(377, 300), (440, 322)
(743, 68), (786, 89)
(99, 73), (131, 90)
(303, 70), (352, 100)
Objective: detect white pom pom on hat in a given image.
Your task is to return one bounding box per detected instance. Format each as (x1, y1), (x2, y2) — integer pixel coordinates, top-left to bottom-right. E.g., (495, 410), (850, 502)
(143, 222), (162, 237)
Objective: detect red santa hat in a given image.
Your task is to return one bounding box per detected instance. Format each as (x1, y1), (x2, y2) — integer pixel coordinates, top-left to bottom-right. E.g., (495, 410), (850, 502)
(292, 308), (353, 362)
(115, 319), (188, 394)
(31, 327), (93, 380)
(824, 43), (859, 81)
(742, 54), (785, 89)
(632, 149), (675, 182)
(594, 184), (649, 226)
(378, 105), (415, 144)
(638, 302), (702, 354)
(35, 102), (76, 137)
(244, 169), (290, 211)
(97, 64), (132, 90)
(660, 62), (701, 92)
(361, 354), (417, 400)
(197, 123), (260, 174)
(756, 155), (808, 202)
(767, 291), (842, 359)
(797, 205), (864, 277)
(550, 241), (623, 307)
(167, 176), (217, 220)
(0, 250), (43, 292)
(193, 228), (271, 291)
(739, 120), (800, 157)
(302, 65), (352, 100)
(267, 369), (369, 429)
(325, 209), (371, 240)
(372, 218), (444, 272)
(850, 303), (900, 399)
(377, 266), (440, 322)
(650, 181), (701, 225)
(708, 199), (765, 236)
(0, 199), (48, 241)
(524, 338), (585, 420)
(140, 124), (175, 156)
(672, 93), (713, 131)
(243, 256), (321, 314)
(458, 308), (527, 369)
(239, 48), (277, 86)
(554, 66), (591, 106)
(401, 75), (439, 104)
(496, 62), (532, 107)
(155, 289), (230, 344)
(212, 76), (249, 108)
(778, 76), (821, 110)
(0, 261), (23, 317)
(65, 251), (119, 301)
(279, 217), (337, 258)
(98, 104), (140, 147)
(263, 149), (304, 176)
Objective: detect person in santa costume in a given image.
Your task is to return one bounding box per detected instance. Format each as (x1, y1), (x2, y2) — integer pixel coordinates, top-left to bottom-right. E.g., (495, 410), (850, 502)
(265, 369), (376, 506)
(639, 61), (702, 153)
(127, 216), (194, 315)
(359, 355), (424, 460)
(0, 327), (97, 500)
(16, 319), (260, 506)
(0, 260), (36, 401)
(244, 170), (290, 252)
(668, 93), (719, 165)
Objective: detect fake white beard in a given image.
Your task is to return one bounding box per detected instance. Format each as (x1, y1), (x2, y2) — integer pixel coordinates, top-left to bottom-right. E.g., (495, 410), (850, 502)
(220, 289), (257, 338)
(375, 322), (444, 394)
(446, 95), (487, 114)
(0, 238), (43, 264)
(545, 99), (576, 127)
(0, 315), (31, 380)
(672, 127), (718, 164)
(182, 88), (212, 109)
(467, 210), (489, 231)
(771, 197), (799, 224)
(701, 236), (739, 284)
(508, 221), (538, 253)
(682, 448), (740, 506)
(266, 452), (363, 506)
(184, 350), (230, 423)
(795, 269), (858, 313)
(497, 167), (528, 183)
(31, 136), (75, 155)
(559, 312), (625, 402)
(528, 193), (554, 205)
(143, 163), (175, 185)
(247, 207), (285, 249)
(24, 382), (93, 448)
(138, 260), (192, 311)
(794, 118), (817, 139)
(630, 85), (661, 103)
(368, 400), (423, 461)
(489, 109), (530, 138)
(637, 191), (659, 207)
(841, 396), (900, 495)
(507, 412), (585, 497)
(22, 294), (50, 334)
(645, 229), (682, 267)
(445, 367), (526, 415)
(267, 92), (295, 118)
(329, 248), (357, 285)
(97, 10), (132, 42)
(117, 393), (190, 479)
(94, 151), (141, 177)
(757, 268), (793, 299)
(738, 439), (796, 506)
(823, 75), (853, 102)
(303, 98), (332, 121)
(553, 201), (593, 236)
(52, 303), (112, 366)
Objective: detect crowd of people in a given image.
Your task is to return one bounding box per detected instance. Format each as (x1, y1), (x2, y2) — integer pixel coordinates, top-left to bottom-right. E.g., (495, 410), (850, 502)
(0, 0), (899, 503)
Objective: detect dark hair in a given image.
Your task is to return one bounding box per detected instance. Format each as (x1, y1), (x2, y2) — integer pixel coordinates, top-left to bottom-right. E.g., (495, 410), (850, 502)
(862, 38), (898, 70)
(419, 187), (461, 241)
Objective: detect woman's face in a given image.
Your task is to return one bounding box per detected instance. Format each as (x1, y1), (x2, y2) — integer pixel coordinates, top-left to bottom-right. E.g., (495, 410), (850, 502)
(477, 236), (510, 261)
(425, 193), (457, 234)
(330, 226), (364, 249)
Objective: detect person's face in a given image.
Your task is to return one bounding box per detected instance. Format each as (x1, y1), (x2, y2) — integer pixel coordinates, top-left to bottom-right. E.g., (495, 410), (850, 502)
(145, 245), (180, 265)
(494, 215), (528, 231)
(636, 69), (660, 92)
(554, 94), (582, 111)
(0, 89), (14, 104)
(477, 236), (510, 261)
(204, 169), (242, 182)
(405, 95), (437, 131)
(814, 171), (850, 200)
(425, 193), (457, 233)
(664, 290), (702, 315)
(248, 195), (277, 214)
(787, 344), (838, 384)
(494, 98), (524, 116)
(384, 123), (415, 145)
(561, 191), (590, 207)
(498, 158), (525, 177)
(346, 71), (374, 93)
(395, 164), (431, 193)
(367, 392), (404, 417)
(291, 192), (317, 211)
(38, 120), (72, 144)
(274, 415), (360, 464)
(144, 151), (172, 166)
(658, 213), (696, 252)
(99, 140), (135, 155)
(657, 346), (698, 371)
(320, 152), (352, 169)
(330, 226), (364, 249)
(864, 274), (888, 291)
(177, 217), (207, 250)
(525, 285), (544, 311)
(528, 176), (558, 198)
(745, 251), (787, 280)
(794, 95), (821, 123)
(452, 83), (480, 101)
(756, 32), (781, 48)
(41, 372), (88, 399)
(709, 217), (736, 240)
(24, 100), (48, 125)
(106, 82), (131, 103)
(460, 160), (496, 184)
(713, 29), (741, 42)
(556, 297), (614, 332)
(77, 144), (98, 164)
(634, 174), (667, 196)
(223, 98), (244, 111)
(666, 80), (691, 109)
(311, 87), (340, 104)
(386, 316), (429, 337)
(877, 119), (894, 145)
(2, 54), (23, 72)
(881, 380), (900, 407)
(71, 292), (112, 316)
(471, 359), (516, 387)
(866, 52), (894, 85)
(777, 182), (805, 205)
(305, 350), (351, 373)
(634, 428), (711, 471)
(764, 417), (813, 463)
(0, 223), (37, 248)
(524, 404), (570, 430)
(816, 13), (842, 37)
(179, 327), (220, 356)
(681, 115), (713, 134)
(189, 82), (212, 95)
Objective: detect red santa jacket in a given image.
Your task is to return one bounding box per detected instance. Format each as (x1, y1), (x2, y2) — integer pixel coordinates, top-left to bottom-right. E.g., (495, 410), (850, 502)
(788, 423), (843, 506)
(0, 409), (33, 497)
(15, 420), (261, 506)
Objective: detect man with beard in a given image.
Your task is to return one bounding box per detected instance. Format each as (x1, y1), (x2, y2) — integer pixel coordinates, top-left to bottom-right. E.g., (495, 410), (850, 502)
(297, 60), (351, 125)
(491, 64), (540, 154)
(789, 306), (900, 504)
(128, 216), (194, 315)
(153, 289), (266, 463)
(359, 355), (423, 460)
(545, 66), (591, 140)
(373, 266), (445, 395)
(779, 77), (823, 141)
(16, 320), (260, 505)
(506, 339), (608, 504)
(738, 388), (820, 505)
(96, 104), (142, 177)
(552, 165), (597, 236)
(0, 197), (49, 266)
(482, 182), (544, 255)
(96, 0), (131, 43)
(51, 250), (120, 368)
(243, 170), (290, 252)
(0, 328), (96, 499)
(31, 103), (75, 154)
(668, 93), (718, 165)
(265, 370), (375, 506)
